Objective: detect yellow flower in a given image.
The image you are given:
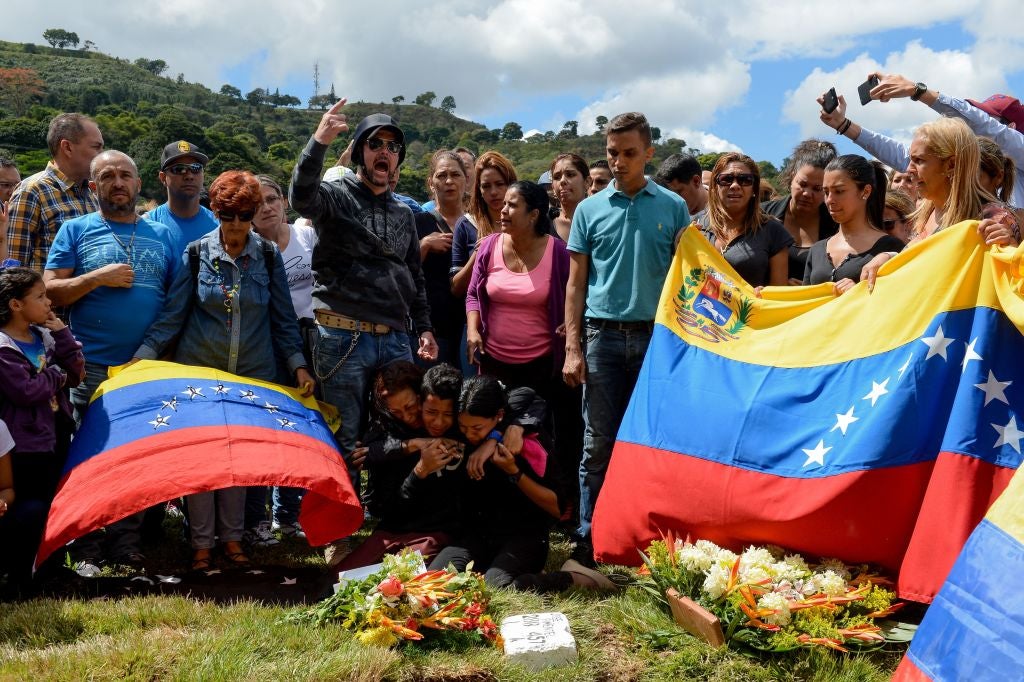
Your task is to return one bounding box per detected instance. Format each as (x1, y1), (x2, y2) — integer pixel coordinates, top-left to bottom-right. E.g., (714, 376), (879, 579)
(357, 627), (399, 648)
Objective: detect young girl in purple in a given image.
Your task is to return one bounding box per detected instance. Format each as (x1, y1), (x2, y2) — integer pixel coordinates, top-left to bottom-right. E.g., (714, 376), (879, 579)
(0, 267), (84, 589)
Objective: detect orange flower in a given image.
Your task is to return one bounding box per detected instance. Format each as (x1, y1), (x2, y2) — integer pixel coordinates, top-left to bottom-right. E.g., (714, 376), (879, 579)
(376, 576), (405, 598)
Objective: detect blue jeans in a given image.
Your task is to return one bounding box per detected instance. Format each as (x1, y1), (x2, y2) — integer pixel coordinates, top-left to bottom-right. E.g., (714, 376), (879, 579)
(313, 325), (412, 459)
(577, 321), (652, 540)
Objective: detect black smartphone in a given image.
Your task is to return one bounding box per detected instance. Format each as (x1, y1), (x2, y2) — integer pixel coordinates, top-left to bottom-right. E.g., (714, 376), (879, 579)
(822, 88), (839, 114)
(858, 75), (880, 106)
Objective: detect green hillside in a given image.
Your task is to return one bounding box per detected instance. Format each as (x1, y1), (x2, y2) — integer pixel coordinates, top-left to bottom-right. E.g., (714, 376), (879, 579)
(0, 39), (746, 202)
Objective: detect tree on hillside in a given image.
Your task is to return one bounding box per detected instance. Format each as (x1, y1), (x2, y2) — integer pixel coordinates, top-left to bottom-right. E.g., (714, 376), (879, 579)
(415, 91), (437, 107)
(42, 29), (79, 49)
(246, 88), (266, 106)
(500, 121), (523, 140)
(220, 84), (242, 99)
(595, 115), (608, 132)
(0, 68), (45, 117)
(82, 40), (96, 51)
(440, 95), (456, 114)
(698, 152), (725, 170)
(651, 126), (662, 143)
(392, 95), (405, 104)
(558, 120), (578, 139)
(134, 58), (168, 76)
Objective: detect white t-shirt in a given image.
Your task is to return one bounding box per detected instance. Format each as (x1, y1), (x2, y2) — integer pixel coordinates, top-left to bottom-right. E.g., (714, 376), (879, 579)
(280, 223), (317, 319)
(0, 420), (13, 455)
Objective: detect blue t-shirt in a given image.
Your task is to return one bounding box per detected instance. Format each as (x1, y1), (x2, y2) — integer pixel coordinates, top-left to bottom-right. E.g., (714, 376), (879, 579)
(567, 179), (689, 321)
(147, 203), (219, 257)
(45, 213), (179, 366)
(13, 330), (46, 370)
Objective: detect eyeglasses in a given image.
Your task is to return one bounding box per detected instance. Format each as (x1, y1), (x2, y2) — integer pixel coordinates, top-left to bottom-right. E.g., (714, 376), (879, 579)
(882, 218), (904, 230)
(166, 163), (204, 176)
(367, 138), (403, 154)
(715, 173), (756, 187)
(218, 210), (255, 222)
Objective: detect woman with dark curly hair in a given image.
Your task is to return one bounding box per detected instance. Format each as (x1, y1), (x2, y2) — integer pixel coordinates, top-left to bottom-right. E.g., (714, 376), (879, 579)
(134, 170), (314, 571)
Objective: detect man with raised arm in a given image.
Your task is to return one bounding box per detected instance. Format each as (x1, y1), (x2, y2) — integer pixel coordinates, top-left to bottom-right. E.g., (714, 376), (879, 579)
(288, 98), (436, 472)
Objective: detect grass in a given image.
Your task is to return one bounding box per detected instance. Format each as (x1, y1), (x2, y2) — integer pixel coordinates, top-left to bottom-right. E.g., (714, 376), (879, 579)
(0, 521), (904, 681)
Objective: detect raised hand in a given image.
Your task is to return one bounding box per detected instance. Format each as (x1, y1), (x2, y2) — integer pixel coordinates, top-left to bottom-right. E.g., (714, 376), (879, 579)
(314, 98), (350, 145)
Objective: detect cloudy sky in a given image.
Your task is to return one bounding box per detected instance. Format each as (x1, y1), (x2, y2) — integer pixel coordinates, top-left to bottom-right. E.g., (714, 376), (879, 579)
(7, 1), (1024, 165)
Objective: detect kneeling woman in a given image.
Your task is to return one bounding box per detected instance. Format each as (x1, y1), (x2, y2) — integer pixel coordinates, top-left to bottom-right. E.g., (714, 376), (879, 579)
(429, 375), (562, 588)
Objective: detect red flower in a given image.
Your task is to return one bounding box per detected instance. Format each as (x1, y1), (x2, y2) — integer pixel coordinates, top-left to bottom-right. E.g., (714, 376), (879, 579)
(377, 576), (405, 598)
(404, 617), (420, 632)
(464, 602), (484, 618)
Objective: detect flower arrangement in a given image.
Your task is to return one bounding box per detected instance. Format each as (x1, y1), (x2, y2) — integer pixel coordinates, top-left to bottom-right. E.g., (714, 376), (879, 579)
(638, 531), (903, 652)
(291, 549), (502, 648)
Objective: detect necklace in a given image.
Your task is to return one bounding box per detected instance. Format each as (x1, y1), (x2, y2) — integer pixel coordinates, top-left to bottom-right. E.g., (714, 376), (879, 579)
(101, 214), (138, 264)
(211, 255), (250, 330)
(505, 234), (533, 272)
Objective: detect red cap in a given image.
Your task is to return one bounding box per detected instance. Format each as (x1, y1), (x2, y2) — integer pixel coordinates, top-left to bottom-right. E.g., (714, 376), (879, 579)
(967, 94), (1024, 130)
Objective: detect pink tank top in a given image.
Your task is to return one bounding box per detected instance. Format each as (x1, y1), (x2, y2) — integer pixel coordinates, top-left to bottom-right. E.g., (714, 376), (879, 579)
(484, 235), (554, 363)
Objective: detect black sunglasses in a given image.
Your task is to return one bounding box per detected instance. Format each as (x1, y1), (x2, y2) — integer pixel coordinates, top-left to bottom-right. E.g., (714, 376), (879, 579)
(218, 210), (255, 222)
(165, 163), (204, 176)
(367, 138), (403, 154)
(715, 173), (756, 187)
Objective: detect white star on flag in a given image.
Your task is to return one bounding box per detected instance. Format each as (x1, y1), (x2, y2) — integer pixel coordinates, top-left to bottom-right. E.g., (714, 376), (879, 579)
(975, 371), (1012, 406)
(992, 416), (1024, 454)
(831, 406), (859, 435)
(263, 402), (279, 413)
(212, 383), (230, 395)
(897, 353), (913, 380)
(802, 440), (832, 467)
(961, 338), (982, 373)
(161, 397), (178, 412)
(149, 414), (171, 429)
(278, 418), (297, 429)
(862, 378), (890, 407)
(239, 389), (259, 402)
(920, 326), (954, 360)
(183, 386), (205, 400)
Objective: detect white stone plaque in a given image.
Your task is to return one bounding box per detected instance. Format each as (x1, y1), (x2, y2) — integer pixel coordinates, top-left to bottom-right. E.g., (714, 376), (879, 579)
(500, 612), (577, 671)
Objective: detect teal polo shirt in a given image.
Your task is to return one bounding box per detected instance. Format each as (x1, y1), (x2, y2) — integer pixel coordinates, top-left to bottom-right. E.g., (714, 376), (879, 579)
(567, 178), (690, 321)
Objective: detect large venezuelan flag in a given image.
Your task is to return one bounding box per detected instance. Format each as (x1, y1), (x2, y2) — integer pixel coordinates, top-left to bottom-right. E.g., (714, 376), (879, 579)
(36, 361), (363, 566)
(892, 465), (1024, 680)
(592, 222), (1024, 602)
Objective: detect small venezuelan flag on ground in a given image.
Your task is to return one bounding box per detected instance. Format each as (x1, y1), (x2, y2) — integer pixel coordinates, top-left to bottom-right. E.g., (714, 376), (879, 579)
(36, 360), (362, 566)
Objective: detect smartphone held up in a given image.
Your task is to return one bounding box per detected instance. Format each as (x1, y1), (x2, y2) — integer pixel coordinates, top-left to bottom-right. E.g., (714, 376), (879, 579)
(822, 88), (839, 114)
(858, 75), (880, 106)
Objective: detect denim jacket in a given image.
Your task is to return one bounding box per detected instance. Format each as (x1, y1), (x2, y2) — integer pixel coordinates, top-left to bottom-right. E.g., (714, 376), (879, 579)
(136, 229), (305, 383)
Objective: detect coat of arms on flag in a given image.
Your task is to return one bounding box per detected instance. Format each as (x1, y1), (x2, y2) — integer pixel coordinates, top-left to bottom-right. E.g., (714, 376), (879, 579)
(674, 265), (753, 343)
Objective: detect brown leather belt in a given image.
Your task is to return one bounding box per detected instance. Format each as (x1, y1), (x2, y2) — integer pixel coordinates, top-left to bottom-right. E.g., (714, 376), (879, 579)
(314, 309), (391, 335)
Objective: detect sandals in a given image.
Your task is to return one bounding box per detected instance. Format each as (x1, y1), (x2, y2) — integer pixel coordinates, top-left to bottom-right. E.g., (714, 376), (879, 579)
(222, 542), (250, 566)
(191, 550), (212, 572)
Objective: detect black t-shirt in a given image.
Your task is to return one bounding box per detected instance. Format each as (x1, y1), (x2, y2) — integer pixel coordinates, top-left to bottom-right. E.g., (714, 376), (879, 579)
(699, 216), (794, 287)
(415, 211), (465, 339)
(802, 233), (906, 285)
(762, 196), (839, 281)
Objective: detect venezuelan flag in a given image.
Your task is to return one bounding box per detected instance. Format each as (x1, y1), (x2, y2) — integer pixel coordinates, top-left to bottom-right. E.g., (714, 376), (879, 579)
(892, 465), (1024, 680)
(36, 361), (362, 566)
(592, 222), (1024, 602)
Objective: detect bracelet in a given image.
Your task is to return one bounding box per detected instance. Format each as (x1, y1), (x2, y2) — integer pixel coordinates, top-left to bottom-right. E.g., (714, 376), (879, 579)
(488, 430), (503, 444)
(508, 470), (523, 485)
(836, 119), (852, 136)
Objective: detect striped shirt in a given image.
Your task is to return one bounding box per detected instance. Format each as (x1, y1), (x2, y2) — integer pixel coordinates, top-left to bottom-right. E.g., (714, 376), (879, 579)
(5, 162), (97, 271)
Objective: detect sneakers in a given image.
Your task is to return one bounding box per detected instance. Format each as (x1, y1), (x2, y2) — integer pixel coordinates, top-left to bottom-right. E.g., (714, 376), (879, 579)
(271, 521), (306, 539)
(73, 559), (102, 578)
(243, 521), (280, 547)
